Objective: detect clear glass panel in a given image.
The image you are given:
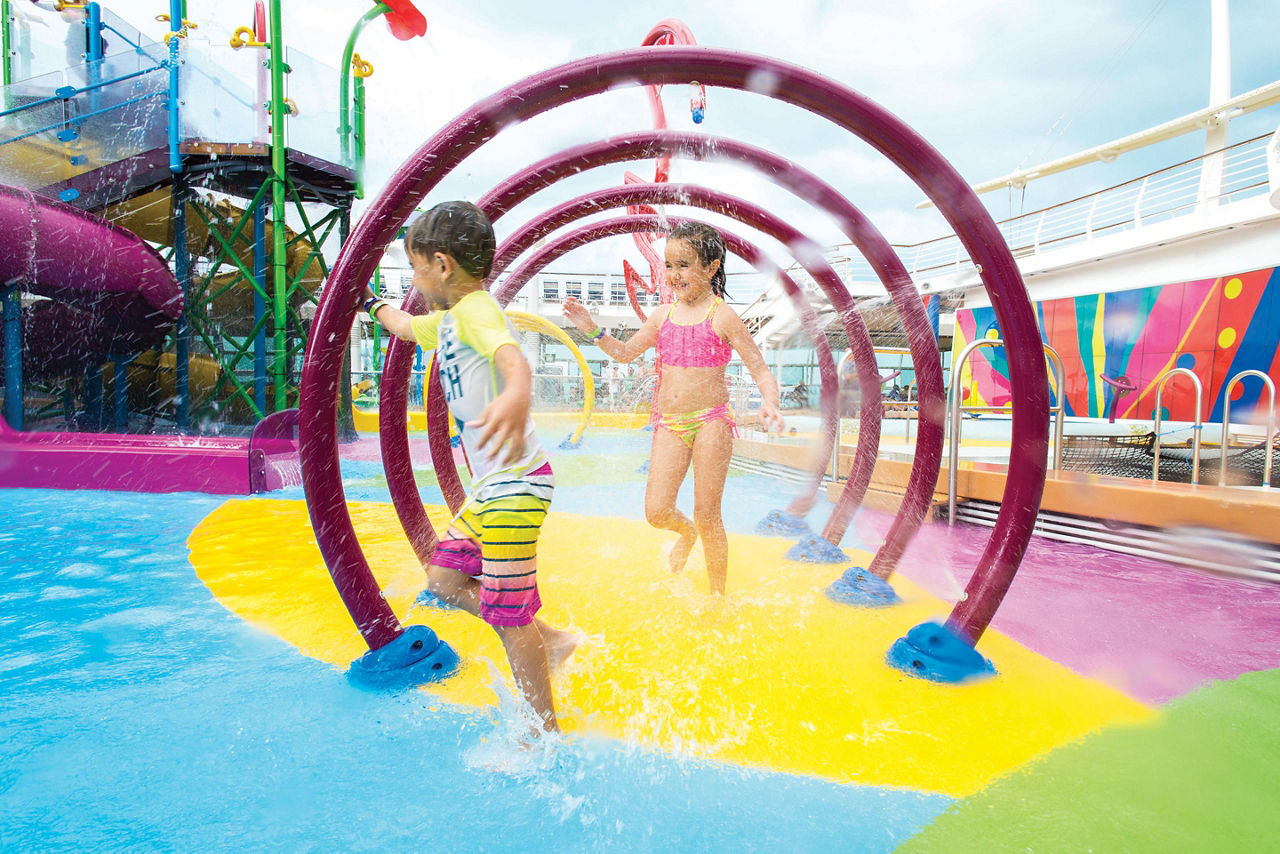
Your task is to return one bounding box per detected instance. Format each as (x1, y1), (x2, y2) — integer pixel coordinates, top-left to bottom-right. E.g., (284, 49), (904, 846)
(284, 47), (341, 166)
(180, 42), (269, 147)
(0, 68), (72, 190)
(66, 63), (169, 172)
(8, 4), (82, 82)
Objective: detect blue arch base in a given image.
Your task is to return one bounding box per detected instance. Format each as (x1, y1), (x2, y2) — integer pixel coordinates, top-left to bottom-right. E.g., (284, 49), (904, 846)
(786, 533), (847, 563)
(825, 567), (902, 607)
(756, 509), (811, 537)
(558, 434), (583, 450)
(416, 588), (461, 610)
(348, 624), (461, 689)
(886, 621), (996, 683)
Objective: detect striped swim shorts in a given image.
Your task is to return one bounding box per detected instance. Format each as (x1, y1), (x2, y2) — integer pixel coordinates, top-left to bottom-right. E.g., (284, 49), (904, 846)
(429, 462), (554, 627)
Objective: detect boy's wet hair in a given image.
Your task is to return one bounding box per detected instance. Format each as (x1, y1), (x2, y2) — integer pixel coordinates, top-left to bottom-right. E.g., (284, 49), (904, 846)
(404, 201), (496, 280)
(668, 222), (727, 297)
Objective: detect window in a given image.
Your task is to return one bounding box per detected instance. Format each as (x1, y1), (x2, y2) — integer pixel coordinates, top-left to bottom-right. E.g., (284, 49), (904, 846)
(542, 279), (559, 302)
(610, 282), (628, 305)
(565, 281), (582, 301)
(587, 281), (605, 305)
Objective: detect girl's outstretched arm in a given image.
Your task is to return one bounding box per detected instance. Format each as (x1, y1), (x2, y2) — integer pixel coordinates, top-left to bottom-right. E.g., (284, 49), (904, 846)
(716, 306), (784, 432)
(562, 296), (662, 363)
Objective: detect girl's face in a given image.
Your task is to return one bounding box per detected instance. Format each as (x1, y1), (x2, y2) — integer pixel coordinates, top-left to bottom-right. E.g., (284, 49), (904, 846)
(664, 238), (719, 302)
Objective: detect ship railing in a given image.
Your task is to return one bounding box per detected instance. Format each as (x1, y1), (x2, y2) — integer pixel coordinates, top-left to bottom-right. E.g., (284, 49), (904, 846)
(813, 132), (1274, 287)
(1152, 368), (1204, 484)
(946, 338), (1064, 525)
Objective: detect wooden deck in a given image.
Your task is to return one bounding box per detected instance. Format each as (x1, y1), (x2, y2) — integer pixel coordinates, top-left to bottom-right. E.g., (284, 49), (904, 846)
(732, 437), (1280, 546)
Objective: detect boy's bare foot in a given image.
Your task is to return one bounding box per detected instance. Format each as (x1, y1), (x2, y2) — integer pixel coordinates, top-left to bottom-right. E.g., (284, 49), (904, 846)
(542, 626), (581, 673)
(668, 531), (697, 573)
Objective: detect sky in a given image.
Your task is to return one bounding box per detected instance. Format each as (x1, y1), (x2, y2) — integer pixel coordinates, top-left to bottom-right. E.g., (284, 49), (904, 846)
(22, 1), (1280, 289)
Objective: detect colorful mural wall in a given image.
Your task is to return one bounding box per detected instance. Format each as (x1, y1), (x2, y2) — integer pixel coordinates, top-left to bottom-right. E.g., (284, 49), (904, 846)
(952, 265), (1280, 424)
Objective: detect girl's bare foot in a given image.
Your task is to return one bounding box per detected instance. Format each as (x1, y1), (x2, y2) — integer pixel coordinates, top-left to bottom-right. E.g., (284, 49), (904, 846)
(668, 531), (697, 573)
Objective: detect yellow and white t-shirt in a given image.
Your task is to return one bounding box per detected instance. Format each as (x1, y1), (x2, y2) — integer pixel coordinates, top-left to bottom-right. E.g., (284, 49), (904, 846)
(410, 290), (547, 490)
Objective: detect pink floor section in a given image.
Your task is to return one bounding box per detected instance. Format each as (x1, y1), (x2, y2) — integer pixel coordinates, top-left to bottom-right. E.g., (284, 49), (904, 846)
(859, 509), (1280, 704)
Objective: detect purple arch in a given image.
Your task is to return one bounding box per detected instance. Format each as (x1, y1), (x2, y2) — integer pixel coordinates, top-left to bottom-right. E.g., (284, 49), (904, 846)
(300, 47), (1047, 650)
(485, 182), (875, 523)
(474, 130), (944, 574)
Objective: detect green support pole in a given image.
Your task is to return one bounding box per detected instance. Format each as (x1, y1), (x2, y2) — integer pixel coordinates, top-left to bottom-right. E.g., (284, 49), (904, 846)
(338, 4), (387, 169)
(354, 73), (367, 199)
(268, 0), (288, 412)
(2, 0), (13, 90)
(371, 267), (383, 370)
(334, 207), (357, 441)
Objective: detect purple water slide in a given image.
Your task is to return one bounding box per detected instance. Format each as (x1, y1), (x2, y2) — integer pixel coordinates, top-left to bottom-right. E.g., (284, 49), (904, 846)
(0, 183), (181, 376)
(0, 182), (300, 494)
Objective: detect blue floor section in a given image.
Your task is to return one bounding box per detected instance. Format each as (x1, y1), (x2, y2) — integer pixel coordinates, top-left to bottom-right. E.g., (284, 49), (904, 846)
(1, 487), (948, 849)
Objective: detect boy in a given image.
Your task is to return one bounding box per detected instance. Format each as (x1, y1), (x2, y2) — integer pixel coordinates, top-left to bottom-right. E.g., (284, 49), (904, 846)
(363, 201), (576, 734)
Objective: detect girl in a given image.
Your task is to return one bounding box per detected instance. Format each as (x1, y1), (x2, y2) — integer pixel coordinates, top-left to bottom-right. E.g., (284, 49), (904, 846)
(563, 222), (783, 594)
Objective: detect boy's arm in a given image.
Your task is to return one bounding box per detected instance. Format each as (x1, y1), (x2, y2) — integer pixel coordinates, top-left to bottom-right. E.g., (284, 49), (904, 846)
(562, 296), (660, 363)
(362, 289), (418, 341)
(717, 308), (785, 432)
(468, 343), (532, 465)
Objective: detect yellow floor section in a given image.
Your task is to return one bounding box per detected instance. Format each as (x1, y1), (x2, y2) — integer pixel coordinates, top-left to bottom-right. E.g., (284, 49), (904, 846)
(188, 499), (1151, 797)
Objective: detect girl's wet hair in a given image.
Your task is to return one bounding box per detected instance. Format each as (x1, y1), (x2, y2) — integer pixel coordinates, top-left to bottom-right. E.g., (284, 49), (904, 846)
(668, 222), (727, 297)
(404, 201), (496, 280)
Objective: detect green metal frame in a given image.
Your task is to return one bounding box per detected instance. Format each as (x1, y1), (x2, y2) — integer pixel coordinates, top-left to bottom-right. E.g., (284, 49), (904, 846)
(178, 183), (345, 421)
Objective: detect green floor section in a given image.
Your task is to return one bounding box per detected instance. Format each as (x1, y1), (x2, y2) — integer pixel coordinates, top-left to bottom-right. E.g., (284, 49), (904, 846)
(899, 667), (1280, 852)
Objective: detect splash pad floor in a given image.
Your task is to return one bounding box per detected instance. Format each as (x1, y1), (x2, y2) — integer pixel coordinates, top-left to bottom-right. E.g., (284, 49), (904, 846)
(4, 423), (1279, 849)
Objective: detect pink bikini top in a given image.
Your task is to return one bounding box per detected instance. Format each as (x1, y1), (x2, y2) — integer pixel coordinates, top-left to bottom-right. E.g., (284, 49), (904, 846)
(656, 298), (733, 368)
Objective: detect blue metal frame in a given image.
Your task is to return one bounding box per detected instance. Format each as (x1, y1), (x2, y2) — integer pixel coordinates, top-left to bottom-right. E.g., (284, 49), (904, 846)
(3, 285), (22, 429)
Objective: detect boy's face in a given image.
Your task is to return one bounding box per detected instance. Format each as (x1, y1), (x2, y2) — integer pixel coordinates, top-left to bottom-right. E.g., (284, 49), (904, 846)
(408, 248), (452, 309)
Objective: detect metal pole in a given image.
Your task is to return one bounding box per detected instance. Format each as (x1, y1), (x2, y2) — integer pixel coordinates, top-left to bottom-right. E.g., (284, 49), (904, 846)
(1044, 344), (1066, 471)
(338, 5), (387, 168)
(3, 285), (22, 429)
(1221, 370), (1277, 488)
(372, 267), (383, 370)
(172, 174), (190, 430)
(1152, 368), (1203, 485)
(253, 189), (267, 414)
(112, 355), (128, 431)
(947, 338), (991, 525)
(268, 0), (287, 412)
(166, 0), (182, 174)
(354, 70), (367, 199)
(2, 0), (12, 91)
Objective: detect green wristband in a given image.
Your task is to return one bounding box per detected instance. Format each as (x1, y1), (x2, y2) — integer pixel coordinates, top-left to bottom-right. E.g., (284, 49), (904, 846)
(587, 326), (604, 340)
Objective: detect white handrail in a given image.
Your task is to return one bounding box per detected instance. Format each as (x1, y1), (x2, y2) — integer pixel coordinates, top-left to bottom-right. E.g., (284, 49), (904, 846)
(1220, 370), (1277, 488)
(946, 338), (1064, 525)
(1152, 368), (1204, 484)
